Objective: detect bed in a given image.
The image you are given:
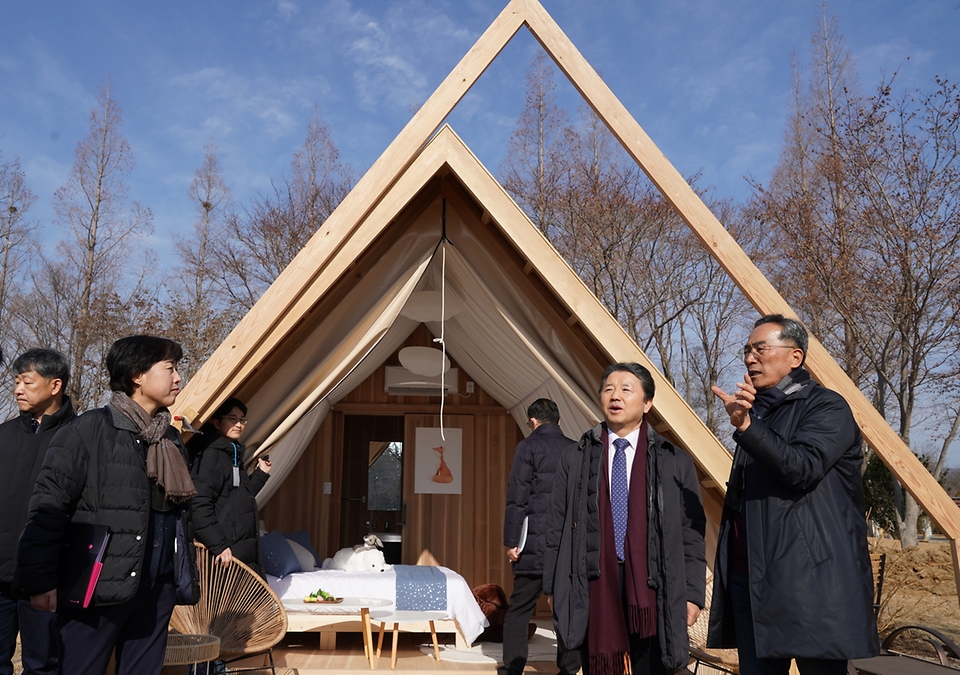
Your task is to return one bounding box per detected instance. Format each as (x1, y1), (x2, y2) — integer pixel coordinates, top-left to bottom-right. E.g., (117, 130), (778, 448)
(266, 566), (488, 650)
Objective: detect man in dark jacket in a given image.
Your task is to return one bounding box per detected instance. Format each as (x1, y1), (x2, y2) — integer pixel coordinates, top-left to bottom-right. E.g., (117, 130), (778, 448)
(543, 363), (706, 675)
(499, 398), (580, 675)
(0, 349), (74, 675)
(709, 315), (879, 674)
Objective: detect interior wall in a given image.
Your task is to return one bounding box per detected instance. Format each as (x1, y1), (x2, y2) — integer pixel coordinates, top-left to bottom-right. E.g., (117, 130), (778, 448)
(259, 324), (525, 594)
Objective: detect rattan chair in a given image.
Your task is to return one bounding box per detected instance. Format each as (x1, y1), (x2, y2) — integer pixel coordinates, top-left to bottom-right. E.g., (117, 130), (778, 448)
(688, 573), (739, 674)
(169, 544), (288, 674)
(870, 552), (886, 619)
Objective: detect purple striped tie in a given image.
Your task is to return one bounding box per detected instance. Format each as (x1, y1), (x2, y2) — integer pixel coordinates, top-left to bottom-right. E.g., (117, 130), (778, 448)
(612, 437), (630, 560)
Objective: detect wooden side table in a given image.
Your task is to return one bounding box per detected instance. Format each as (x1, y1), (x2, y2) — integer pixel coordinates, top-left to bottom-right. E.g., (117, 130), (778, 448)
(282, 597), (390, 669)
(371, 610), (447, 669)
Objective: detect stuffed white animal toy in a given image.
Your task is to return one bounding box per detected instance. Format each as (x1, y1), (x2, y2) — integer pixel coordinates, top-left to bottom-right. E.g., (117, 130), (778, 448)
(355, 534), (383, 552)
(321, 544), (391, 572)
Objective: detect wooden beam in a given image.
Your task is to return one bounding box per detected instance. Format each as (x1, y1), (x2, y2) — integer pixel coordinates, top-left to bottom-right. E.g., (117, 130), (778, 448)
(521, 0), (960, 593)
(438, 130), (734, 489)
(174, 1), (527, 423)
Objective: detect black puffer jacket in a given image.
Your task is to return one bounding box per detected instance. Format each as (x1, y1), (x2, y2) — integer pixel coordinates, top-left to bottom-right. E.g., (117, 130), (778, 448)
(707, 372), (879, 660)
(17, 405), (199, 607)
(0, 398), (75, 594)
(503, 423), (573, 576)
(189, 427), (268, 575)
(543, 424), (706, 669)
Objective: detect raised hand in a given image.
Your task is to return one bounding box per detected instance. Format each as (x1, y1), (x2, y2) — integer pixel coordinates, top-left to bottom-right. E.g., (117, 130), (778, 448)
(711, 373), (755, 431)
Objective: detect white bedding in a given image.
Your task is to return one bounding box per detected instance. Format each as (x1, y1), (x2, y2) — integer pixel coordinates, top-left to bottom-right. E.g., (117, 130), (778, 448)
(266, 566), (488, 645)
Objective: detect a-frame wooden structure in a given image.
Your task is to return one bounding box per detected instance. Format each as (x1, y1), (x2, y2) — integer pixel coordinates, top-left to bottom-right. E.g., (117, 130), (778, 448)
(175, 0), (960, 597)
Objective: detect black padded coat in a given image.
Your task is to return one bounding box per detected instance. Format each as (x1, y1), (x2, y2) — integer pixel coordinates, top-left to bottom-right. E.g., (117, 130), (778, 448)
(503, 423), (573, 576)
(17, 405), (199, 607)
(542, 424), (706, 669)
(0, 398), (75, 593)
(707, 372), (880, 660)
(189, 428), (268, 575)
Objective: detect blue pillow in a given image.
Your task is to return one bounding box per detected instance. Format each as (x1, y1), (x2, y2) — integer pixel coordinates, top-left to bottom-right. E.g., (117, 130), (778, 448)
(260, 531), (300, 579)
(283, 530), (321, 567)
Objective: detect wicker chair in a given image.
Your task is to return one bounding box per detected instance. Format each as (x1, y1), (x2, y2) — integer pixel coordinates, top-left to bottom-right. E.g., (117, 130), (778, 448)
(169, 544), (288, 674)
(688, 573), (739, 674)
(870, 552), (886, 619)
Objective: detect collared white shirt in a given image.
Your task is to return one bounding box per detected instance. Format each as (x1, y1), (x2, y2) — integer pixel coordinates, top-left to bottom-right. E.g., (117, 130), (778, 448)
(607, 426), (641, 491)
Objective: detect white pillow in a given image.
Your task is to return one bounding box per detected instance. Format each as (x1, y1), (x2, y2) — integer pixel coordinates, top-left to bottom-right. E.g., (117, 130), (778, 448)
(286, 538), (317, 572)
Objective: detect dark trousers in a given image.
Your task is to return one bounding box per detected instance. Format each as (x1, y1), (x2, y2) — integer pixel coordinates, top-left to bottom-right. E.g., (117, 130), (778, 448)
(498, 575), (580, 675)
(729, 569), (848, 675)
(0, 594), (58, 675)
(58, 579), (177, 675)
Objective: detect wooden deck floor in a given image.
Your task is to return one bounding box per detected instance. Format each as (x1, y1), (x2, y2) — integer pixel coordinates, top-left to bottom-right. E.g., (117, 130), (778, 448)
(210, 630), (562, 675)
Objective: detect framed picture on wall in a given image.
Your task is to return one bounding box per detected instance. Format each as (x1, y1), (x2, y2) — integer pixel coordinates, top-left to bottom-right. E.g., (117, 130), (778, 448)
(414, 427), (463, 494)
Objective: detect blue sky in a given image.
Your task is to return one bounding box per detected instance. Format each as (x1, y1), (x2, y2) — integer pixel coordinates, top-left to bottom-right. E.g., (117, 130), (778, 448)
(3, 1), (958, 252)
(2, 1), (960, 458)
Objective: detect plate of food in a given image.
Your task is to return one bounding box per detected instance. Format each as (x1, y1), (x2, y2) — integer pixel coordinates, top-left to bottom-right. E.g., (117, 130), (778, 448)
(303, 588), (342, 604)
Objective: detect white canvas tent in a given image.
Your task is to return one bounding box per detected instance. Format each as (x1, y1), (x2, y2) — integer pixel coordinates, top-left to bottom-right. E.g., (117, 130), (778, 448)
(175, 0), (960, 597)
(176, 124), (732, 543)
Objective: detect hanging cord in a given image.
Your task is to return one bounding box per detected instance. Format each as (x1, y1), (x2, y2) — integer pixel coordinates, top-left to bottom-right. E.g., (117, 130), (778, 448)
(433, 243), (447, 440)
(432, 200), (448, 439)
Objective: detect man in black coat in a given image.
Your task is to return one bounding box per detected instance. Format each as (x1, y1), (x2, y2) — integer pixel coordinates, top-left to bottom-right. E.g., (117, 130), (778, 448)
(0, 349), (74, 675)
(543, 363), (705, 675)
(499, 398), (580, 675)
(709, 314), (879, 675)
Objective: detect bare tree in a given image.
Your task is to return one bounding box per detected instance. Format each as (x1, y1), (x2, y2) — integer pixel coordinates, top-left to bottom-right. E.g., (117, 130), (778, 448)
(217, 109), (354, 310)
(17, 83), (157, 409)
(501, 56), (751, 433)
(676, 199), (759, 435)
(500, 51), (571, 235)
(752, 10), (960, 546)
(167, 142), (238, 380)
(0, 151), (38, 360)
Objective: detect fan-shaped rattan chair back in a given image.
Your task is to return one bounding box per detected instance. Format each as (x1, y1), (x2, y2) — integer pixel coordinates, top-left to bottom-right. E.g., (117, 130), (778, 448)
(170, 544), (288, 661)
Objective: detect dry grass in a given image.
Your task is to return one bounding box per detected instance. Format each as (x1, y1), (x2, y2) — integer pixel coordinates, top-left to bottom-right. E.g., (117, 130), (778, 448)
(870, 538), (960, 664)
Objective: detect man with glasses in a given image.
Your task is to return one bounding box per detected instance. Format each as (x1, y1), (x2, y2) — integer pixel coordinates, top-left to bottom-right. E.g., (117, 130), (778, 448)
(0, 349), (74, 675)
(188, 398), (271, 575)
(708, 315), (879, 674)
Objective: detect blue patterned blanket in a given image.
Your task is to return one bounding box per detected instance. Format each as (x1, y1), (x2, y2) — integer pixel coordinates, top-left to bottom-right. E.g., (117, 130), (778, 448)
(394, 565), (447, 611)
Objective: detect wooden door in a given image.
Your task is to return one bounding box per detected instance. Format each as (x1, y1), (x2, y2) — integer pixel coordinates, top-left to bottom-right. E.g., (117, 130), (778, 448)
(339, 415), (405, 548)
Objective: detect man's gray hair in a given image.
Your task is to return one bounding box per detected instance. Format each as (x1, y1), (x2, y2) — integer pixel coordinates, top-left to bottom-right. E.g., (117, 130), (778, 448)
(755, 314), (808, 363)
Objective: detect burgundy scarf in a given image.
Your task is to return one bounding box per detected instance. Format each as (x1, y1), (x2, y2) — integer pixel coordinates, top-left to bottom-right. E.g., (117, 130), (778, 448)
(587, 422), (658, 675)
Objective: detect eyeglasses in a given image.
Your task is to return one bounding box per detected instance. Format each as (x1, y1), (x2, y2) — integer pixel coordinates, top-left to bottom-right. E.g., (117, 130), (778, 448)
(221, 416), (247, 426)
(741, 344), (798, 360)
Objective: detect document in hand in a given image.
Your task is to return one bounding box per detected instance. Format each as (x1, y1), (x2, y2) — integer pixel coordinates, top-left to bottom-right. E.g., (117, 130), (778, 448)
(517, 516), (529, 554)
(58, 523), (110, 609)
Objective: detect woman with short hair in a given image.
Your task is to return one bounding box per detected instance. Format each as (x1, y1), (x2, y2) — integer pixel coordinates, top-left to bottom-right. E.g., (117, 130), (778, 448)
(17, 335), (199, 675)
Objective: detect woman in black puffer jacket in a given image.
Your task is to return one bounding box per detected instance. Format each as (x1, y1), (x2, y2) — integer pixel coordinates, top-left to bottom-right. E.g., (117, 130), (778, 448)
(188, 398), (270, 576)
(18, 335), (200, 675)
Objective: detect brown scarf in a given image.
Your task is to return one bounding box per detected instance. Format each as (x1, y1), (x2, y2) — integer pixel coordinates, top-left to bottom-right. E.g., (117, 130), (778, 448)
(110, 392), (196, 504)
(588, 422), (658, 675)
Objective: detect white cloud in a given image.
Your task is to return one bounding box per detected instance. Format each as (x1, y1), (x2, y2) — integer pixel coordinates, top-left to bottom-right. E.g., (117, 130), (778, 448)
(165, 66), (327, 143)
(275, 0), (299, 22)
